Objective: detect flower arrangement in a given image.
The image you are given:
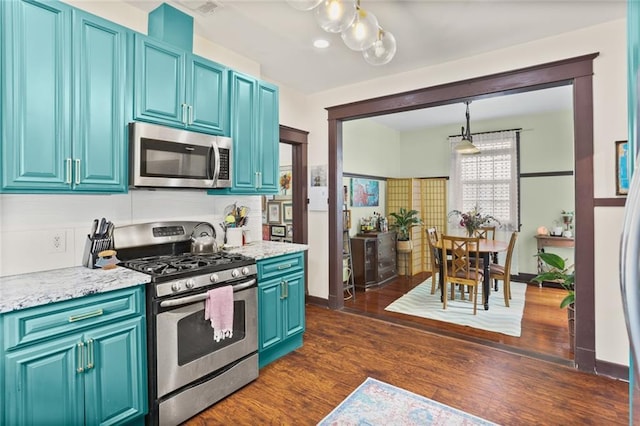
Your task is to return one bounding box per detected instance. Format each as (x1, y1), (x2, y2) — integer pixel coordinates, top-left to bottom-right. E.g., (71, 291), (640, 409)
(448, 205), (500, 237)
(279, 171), (291, 194)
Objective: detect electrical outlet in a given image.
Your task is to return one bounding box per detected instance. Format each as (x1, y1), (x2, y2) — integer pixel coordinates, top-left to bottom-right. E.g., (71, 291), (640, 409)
(49, 231), (66, 254)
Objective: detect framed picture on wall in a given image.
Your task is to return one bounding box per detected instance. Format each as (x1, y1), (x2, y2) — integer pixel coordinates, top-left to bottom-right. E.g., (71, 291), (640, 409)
(616, 140), (629, 195)
(270, 224), (286, 237)
(283, 202), (293, 223)
(267, 201), (282, 224)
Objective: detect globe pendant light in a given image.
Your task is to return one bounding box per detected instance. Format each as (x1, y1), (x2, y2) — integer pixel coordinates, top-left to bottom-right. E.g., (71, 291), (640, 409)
(362, 28), (396, 65)
(286, 0), (323, 11)
(455, 101), (480, 154)
(341, 4), (378, 51)
(315, 0), (357, 33)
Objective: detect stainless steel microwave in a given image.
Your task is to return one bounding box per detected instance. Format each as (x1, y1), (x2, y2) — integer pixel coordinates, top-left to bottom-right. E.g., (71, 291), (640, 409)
(129, 122), (232, 189)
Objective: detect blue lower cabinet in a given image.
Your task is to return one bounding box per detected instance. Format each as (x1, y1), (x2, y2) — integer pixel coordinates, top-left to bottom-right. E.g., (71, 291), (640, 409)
(1, 286), (147, 426)
(257, 252), (305, 368)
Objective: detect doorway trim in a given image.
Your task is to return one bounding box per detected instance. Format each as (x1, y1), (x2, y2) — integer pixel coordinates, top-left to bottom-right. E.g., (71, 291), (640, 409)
(279, 125), (310, 294)
(326, 53), (598, 373)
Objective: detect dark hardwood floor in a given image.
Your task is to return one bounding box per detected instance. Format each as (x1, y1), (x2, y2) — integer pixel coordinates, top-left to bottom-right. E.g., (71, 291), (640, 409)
(342, 272), (573, 364)
(186, 304), (628, 425)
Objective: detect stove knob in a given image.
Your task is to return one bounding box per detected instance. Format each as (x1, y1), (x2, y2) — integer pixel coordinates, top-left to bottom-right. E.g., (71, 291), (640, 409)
(210, 274), (219, 283)
(231, 269), (240, 278)
(171, 282), (182, 292)
(241, 267), (250, 276)
(186, 279), (195, 289)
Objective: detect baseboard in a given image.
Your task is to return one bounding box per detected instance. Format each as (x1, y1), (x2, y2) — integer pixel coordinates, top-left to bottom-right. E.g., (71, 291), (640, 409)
(305, 295), (328, 307)
(596, 358), (629, 381)
(515, 273), (563, 289)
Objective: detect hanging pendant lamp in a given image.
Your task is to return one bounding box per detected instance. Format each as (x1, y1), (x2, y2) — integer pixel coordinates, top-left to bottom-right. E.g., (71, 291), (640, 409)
(456, 101), (480, 154)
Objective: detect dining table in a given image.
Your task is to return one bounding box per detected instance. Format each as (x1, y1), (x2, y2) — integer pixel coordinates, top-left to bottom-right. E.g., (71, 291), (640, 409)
(435, 238), (509, 310)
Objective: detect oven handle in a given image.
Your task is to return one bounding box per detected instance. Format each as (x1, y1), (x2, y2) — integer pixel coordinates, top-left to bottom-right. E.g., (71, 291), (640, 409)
(159, 278), (256, 308)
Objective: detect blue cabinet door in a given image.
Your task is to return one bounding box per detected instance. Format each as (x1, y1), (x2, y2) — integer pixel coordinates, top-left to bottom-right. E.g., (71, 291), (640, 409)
(256, 82), (279, 194)
(73, 11), (128, 192)
(283, 271), (305, 339)
(3, 334), (84, 426)
(133, 34), (186, 127)
(84, 317), (147, 426)
(258, 278), (284, 351)
(229, 71), (258, 191)
(1, 0), (72, 190)
(186, 55), (228, 135)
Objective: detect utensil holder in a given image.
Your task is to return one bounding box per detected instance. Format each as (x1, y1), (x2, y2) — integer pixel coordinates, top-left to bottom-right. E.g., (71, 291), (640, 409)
(82, 234), (114, 269)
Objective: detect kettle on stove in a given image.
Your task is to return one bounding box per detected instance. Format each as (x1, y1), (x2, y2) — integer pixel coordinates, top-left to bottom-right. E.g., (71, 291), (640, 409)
(190, 222), (218, 254)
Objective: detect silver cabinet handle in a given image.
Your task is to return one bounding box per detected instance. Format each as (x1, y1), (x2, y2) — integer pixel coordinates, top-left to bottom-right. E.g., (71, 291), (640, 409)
(65, 158), (72, 185)
(277, 263), (293, 270)
(74, 159), (80, 185)
(68, 308), (103, 323)
(188, 105), (193, 125)
(86, 339), (94, 370)
(181, 103), (188, 124)
(280, 281), (285, 300)
(76, 342), (85, 373)
(284, 280), (289, 298)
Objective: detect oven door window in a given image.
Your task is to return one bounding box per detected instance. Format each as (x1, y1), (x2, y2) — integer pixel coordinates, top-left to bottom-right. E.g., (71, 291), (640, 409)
(141, 137), (210, 179)
(176, 300), (246, 366)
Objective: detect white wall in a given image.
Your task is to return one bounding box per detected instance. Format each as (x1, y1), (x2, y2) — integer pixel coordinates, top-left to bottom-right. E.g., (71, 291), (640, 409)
(299, 19), (628, 366)
(0, 192), (261, 277)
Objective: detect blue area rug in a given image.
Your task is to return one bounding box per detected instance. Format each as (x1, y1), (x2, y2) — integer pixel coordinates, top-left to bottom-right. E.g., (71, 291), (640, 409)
(318, 377), (498, 425)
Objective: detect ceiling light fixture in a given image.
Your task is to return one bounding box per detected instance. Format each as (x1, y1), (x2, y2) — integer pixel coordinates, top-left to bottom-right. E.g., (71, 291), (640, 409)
(456, 101), (481, 154)
(288, 0), (396, 65)
(314, 0), (357, 33)
(341, 2), (378, 51)
(313, 38), (330, 48)
(362, 27), (396, 65)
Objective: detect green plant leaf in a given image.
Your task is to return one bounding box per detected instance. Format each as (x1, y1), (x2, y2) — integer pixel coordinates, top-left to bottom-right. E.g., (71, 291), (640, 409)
(536, 252), (565, 270)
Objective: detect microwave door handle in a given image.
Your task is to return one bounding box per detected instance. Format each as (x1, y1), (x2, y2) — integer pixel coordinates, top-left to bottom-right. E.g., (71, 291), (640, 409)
(210, 141), (221, 185)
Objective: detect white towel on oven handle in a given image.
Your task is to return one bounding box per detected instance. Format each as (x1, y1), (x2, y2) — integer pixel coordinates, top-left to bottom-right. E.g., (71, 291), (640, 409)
(204, 286), (234, 342)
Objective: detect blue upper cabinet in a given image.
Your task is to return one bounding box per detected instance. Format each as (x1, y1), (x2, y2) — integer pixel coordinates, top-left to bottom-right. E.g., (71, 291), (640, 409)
(212, 71), (279, 194)
(134, 34), (228, 136)
(0, 1), (129, 193)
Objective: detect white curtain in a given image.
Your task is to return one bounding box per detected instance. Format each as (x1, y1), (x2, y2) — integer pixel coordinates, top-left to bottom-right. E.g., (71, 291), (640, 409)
(449, 130), (519, 272)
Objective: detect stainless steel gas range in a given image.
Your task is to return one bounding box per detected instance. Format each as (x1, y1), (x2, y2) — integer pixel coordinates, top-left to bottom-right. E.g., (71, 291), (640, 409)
(114, 221), (258, 426)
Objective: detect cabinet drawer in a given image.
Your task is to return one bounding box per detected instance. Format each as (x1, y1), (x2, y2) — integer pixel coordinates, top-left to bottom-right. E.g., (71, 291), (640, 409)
(378, 266), (397, 283)
(257, 252), (304, 282)
(3, 286), (144, 350)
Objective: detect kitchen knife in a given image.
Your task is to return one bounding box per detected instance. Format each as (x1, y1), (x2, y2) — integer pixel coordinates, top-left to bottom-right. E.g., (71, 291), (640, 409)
(97, 218), (107, 238)
(90, 219), (99, 239)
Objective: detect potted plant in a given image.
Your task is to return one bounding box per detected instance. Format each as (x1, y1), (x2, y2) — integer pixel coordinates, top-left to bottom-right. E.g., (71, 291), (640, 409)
(533, 252), (575, 351)
(389, 207), (423, 252)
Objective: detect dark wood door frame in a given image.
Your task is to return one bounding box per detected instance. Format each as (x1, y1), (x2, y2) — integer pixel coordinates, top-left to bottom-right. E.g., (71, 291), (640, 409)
(279, 125), (310, 293)
(326, 53), (599, 373)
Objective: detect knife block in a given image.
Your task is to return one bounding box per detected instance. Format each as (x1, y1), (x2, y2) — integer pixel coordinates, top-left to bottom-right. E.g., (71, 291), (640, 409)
(82, 234), (114, 269)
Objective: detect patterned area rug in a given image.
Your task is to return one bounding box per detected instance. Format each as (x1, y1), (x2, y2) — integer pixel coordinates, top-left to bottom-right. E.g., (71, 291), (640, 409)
(384, 278), (526, 337)
(317, 377), (498, 425)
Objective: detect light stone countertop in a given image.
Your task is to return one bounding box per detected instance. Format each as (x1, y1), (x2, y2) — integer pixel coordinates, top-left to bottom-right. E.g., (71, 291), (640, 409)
(0, 241), (307, 314)
(223, 240), (309, 260)
(0, 266), (151, 314)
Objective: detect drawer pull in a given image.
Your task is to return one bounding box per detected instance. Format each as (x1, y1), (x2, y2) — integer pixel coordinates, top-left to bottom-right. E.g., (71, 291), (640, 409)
(277, 263), (293, 270)
(68, 308), (104, 323)
(76, 342), (85, 373)
(86, 339), (94, 370)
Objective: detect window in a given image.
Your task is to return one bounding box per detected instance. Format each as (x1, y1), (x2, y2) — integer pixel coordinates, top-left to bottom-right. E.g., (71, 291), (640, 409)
(449, 130), (519, 231)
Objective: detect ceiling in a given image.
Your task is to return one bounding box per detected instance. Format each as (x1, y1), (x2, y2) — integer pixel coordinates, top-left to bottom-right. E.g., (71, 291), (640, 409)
(123, 0), (620, 130)
(124, 0), (625, 95)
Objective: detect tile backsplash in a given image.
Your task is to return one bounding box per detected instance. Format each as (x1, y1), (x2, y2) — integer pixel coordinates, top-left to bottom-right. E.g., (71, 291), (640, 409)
(0, 191), (261, 277)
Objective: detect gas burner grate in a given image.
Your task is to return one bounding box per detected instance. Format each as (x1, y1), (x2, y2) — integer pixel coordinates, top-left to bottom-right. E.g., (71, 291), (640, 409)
(121, 252), (255, 279)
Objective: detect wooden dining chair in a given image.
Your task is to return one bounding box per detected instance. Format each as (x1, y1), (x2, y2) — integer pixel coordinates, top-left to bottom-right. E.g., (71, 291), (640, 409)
(426, 227), (441, 294)
(474, 225), (498, 264)
(441, 235), (484, 315)
(489, 231), (518, 307)
(474, 226), (496, 240)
